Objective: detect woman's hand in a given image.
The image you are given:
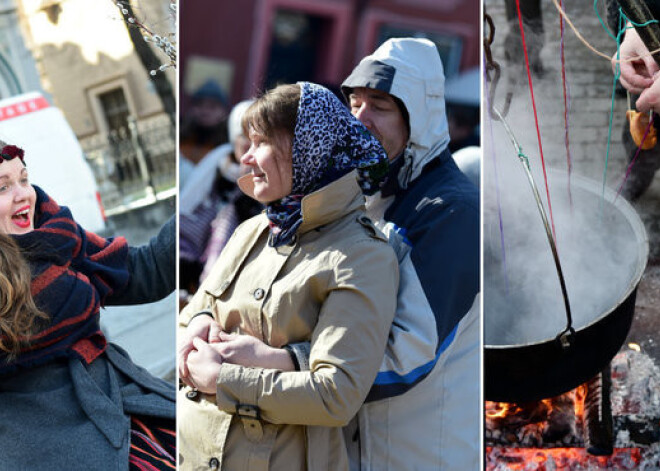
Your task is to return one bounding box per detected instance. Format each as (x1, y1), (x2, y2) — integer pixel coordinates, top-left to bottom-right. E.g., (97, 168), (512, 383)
(178, 314), (222, 385)
(186, 337), (224, 394)
(613, 26), (659, 94)
(637, 72), (660, 113)
(211, 331), (295, 371)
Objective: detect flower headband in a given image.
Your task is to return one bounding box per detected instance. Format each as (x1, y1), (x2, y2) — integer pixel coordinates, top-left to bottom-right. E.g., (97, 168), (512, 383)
(0, 145), (24, 164)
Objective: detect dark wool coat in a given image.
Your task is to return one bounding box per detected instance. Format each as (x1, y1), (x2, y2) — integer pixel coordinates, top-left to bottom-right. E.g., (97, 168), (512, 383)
(0, 188), (175, 469)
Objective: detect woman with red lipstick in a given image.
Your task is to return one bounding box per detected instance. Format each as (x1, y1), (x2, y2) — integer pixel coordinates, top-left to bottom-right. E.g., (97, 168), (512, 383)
(0, 150), (36, 234)
(177, 82), (398, 470)
(0, 143), (176, 469)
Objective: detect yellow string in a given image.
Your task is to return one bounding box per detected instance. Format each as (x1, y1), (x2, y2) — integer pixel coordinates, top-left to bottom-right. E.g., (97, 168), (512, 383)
(551, 0), (660, 62)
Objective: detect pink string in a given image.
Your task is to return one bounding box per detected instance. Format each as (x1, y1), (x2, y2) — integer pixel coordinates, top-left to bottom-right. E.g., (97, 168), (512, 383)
(615, 114), (654, 201)
(516, 0), (557, 242)
(559, 0), (573, 208)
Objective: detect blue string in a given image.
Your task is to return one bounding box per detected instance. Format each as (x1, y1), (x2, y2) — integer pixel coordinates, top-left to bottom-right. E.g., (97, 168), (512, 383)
(601, 10), (626, 205)
(594, 0), (617, 41)
(594, 0), (659, 41)
(626, 15), (659, 28)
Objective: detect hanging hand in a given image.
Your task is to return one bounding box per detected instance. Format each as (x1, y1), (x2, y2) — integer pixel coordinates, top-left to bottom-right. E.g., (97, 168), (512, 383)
(636, 72), (660, 113)
(614, 26), (659, 94)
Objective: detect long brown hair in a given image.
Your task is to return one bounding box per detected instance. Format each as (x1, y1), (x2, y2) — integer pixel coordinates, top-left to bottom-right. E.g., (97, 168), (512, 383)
(0, 234), (47, 358)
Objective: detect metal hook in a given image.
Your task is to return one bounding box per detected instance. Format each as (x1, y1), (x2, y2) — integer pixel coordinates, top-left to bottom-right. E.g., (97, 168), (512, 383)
(484, 10), (513, 119)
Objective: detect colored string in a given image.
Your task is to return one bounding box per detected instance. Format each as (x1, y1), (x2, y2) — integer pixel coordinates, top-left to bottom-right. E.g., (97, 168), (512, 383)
(515, 0), (557, 241)
(601, 11), (627, 204)
(560, 0), (573, 208)
(615, 114), (654, 201)
(483, 56), (509, 294)
(594, 0), (617, 41)
(603, 9), (659, 203)
(552, 0), (660, 62)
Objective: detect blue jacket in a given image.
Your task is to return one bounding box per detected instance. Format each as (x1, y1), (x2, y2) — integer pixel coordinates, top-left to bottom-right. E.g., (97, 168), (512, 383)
(0, 215), (176, 468)
(367, 148), (479, 399)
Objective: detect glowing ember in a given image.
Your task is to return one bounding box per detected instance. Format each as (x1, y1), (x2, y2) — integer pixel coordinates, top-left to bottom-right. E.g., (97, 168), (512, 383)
(486, 447), (643, 470)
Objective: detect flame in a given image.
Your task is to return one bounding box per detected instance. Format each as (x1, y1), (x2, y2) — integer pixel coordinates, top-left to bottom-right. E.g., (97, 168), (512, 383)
(486, 388), (585, 423)
(574, 385), (586, 418)
(486, 402), (521, 419)
(628, 342), (641, 352)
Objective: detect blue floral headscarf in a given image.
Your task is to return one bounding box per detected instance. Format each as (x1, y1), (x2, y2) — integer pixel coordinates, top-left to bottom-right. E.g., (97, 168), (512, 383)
(266, 82), (388, 247)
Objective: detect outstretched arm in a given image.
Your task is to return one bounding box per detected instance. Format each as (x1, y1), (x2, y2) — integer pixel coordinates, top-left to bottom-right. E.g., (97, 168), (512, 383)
(106, 216), (175, 305)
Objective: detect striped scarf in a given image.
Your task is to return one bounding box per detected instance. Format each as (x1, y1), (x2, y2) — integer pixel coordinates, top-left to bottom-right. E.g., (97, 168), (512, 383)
(1, 186), (129, 373)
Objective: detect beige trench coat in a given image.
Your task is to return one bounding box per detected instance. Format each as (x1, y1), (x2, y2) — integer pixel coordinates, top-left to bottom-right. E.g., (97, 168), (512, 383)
(178, 172), (398, 471)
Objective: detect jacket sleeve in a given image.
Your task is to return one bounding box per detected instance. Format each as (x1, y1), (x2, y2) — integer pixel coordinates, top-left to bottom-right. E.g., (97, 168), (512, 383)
(605, 0), (660, 32)
(105, 216), (175, 305)
(410, 197), (479, 350)
(213, 240), (398, 427)
(284, 223), (441, 402)
(365, 184), (479, 400)
(364, 224), (439, 401)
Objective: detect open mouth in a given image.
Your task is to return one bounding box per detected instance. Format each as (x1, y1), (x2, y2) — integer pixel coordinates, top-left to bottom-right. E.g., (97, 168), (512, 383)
(11, 206), (31, 229)
(252, 171), (267, 182)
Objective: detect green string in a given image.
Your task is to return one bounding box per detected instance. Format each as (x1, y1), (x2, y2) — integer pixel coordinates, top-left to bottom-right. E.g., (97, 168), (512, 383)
(601, 11), (626, 204)
(594, 0), (617, 41)
(626, 16), (660, 28)
(517, 149), (530, 168)
(594, 0), (659, 41)
(598, 2), (659, 201)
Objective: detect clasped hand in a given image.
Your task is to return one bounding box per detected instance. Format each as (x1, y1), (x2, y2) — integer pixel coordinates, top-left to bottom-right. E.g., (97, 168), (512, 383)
(178, 315), (294, 394)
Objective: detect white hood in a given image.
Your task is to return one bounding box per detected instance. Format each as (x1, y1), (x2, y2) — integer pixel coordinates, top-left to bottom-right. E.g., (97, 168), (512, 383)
(342, 38), (450, 187)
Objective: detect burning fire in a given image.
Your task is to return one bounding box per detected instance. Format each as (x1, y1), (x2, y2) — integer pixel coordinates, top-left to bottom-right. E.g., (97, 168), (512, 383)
(486, 351), (660, 469)
(486, 387), (587, 424)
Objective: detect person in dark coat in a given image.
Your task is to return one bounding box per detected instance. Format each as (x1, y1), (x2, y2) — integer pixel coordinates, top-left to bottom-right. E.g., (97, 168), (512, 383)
(0, 143), (176, 469)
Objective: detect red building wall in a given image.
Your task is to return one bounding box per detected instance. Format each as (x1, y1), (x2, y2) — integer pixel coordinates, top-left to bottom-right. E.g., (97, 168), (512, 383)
(180, 0), (479, 113)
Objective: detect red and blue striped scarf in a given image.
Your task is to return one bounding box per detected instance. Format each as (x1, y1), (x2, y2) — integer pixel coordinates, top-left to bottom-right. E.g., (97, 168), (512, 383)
(1, 186), (129, 373)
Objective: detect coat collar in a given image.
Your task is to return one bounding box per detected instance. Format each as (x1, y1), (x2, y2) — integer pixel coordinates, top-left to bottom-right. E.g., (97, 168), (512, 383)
(298, 170), (363, 234)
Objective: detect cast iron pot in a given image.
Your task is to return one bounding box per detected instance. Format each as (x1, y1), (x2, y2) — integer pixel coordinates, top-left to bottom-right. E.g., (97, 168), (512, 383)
(485, 170), (648, 403)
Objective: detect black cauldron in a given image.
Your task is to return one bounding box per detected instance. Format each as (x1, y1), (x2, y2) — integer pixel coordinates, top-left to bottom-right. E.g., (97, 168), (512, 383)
(485, 170), (648, 402)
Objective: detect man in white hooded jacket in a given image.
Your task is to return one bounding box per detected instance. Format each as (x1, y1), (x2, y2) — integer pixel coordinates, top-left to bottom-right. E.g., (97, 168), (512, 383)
(336, 38), (481, 470)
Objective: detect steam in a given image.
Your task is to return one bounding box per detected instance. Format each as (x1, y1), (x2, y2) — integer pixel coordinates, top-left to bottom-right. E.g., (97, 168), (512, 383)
(484, 99), (646, 346)
(484, 0), (644, 346)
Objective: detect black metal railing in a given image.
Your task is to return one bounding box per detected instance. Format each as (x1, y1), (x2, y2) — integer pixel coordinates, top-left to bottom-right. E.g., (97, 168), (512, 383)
(81, 114), (175, 210)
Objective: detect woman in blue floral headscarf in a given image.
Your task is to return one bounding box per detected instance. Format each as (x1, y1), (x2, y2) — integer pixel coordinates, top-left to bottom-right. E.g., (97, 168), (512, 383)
(177, 82), (399, 471)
